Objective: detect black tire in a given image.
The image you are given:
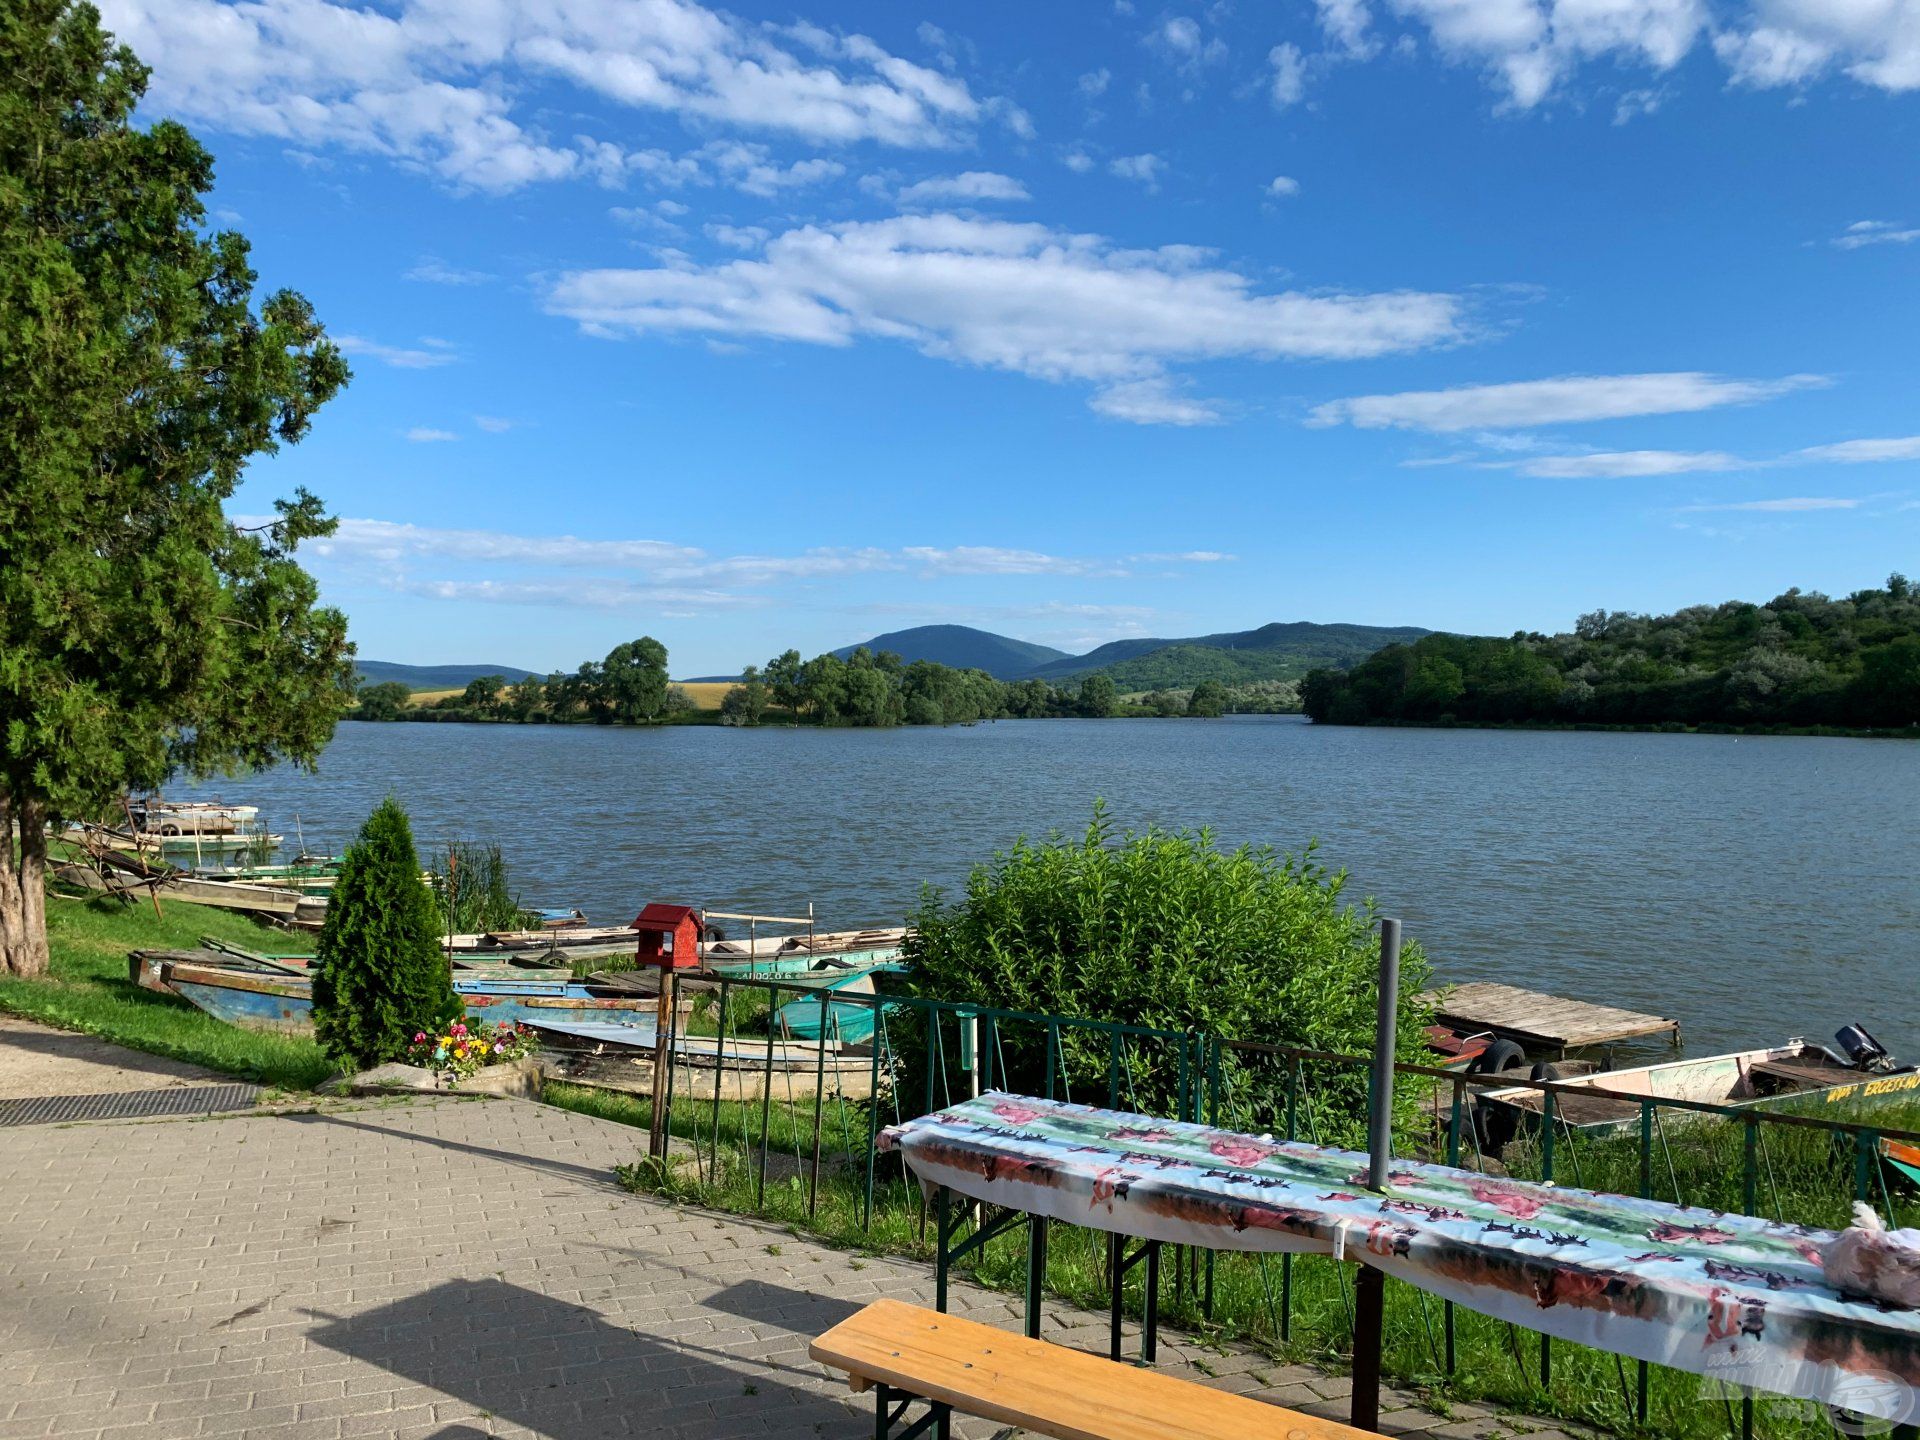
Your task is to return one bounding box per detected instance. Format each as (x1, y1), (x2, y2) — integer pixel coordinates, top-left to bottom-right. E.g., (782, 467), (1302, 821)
(1467, 1038), (1527, 1076)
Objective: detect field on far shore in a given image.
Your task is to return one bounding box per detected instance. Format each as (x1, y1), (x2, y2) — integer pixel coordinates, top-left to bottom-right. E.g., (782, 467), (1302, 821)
(405, 682), (732, 710)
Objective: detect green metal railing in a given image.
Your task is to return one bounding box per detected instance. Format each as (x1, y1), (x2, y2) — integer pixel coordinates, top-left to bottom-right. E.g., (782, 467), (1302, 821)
(629, 976), (1919, 1440)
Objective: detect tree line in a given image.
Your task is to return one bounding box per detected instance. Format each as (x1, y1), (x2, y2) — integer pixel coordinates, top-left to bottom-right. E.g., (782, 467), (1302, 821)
(1302, 574), (1920, 733)
(349, 640), (1287, 728)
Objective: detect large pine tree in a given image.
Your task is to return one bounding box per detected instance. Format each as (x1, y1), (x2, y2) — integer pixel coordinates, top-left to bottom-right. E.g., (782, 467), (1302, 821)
(312, 799), (460, 1069)
(0, 0), (352, 976)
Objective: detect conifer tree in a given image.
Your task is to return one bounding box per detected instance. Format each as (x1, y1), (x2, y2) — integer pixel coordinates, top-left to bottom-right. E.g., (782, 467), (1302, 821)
(312, 799), (460, 1068)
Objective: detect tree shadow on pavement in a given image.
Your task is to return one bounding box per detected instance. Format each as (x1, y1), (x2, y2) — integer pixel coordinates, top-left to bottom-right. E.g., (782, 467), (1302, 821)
(305, 1277), (859, 1440)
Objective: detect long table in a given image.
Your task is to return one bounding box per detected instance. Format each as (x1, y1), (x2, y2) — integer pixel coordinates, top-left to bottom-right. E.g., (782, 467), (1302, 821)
(879, 1092), (1920, 1423)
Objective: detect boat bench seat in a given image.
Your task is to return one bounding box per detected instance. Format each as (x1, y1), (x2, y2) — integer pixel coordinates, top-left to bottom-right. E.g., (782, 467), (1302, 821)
(810, 1297), (1367, 1440)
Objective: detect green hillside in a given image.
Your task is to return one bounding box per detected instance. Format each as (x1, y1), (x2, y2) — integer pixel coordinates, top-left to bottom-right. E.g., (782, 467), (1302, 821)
(355, 660), (538, 692)
(831, 624), (1070, 679)
(1031, 621), (1432, 688)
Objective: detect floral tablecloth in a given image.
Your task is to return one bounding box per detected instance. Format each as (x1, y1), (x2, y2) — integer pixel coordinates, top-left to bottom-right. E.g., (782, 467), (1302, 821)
(879, 1093), (1920, 1421)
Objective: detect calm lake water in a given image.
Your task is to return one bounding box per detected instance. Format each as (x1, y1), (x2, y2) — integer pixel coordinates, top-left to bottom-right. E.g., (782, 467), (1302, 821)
(175, 717), (1920, 1057)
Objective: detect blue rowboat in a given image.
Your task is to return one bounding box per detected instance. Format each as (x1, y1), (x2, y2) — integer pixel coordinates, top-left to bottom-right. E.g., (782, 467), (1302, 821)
(772, 965), (906, 1044)
(148, 959), (663, 1034)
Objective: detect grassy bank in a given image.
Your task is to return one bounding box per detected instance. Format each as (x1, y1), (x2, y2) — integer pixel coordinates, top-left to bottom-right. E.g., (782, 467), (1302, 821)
(0, 891), (335, 1090)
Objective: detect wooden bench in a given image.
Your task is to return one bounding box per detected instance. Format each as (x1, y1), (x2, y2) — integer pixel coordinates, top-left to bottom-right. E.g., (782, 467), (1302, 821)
(810, 1297), (1372, 1440)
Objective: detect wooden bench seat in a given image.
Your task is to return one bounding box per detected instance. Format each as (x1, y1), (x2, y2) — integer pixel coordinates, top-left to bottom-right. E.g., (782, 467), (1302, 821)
(810, 1298), (1371, 1440)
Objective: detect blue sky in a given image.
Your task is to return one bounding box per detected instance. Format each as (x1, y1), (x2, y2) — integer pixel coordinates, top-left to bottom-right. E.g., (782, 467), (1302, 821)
(107, 0), (1919, 676)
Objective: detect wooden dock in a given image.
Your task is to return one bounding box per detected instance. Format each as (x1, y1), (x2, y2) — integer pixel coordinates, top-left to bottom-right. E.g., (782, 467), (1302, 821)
(1428, 982), (1679, 1054)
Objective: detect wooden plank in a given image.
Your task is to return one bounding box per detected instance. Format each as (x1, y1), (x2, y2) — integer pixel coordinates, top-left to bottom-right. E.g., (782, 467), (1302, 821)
(1427, 982), (1677, 1050)
(810, 1299), (1367, 1440)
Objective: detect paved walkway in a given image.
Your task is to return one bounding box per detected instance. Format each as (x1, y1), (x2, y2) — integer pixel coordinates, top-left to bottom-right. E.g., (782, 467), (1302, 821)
(0, 1066), (1572, 1440)
(0, 1016), (227, 1099)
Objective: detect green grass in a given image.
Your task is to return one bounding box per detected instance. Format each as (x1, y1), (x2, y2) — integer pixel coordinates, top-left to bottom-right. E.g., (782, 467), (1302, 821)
(0, 890), (336, 1090)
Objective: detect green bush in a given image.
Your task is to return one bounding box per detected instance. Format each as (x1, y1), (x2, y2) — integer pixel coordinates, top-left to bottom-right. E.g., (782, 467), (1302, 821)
(902, 806), (1433, 1137)
(312, 798), (461, 1068)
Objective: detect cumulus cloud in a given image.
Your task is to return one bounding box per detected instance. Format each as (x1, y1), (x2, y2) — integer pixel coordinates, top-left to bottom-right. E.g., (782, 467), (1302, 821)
(1832, 219), (1920, 249)
(543, 212), (1465, 423)
(1109, 152), (1167, 188)
(1078, 67), (1113, 96)
(1310, 371), (1826, 431)
(1317, 0), (1380, 55)
(1266, 175), (1302, 198)
(1290, 0), (1919, 108)
(898, 171), (1030, 204)
(1715, 0), (1920, 94)
(98, 0), (996, 193)
(1268, 43), (1309, 105)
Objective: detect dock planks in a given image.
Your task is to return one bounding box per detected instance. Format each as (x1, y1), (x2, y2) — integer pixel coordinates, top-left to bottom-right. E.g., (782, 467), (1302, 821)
(1429, 981), (1678, 1053)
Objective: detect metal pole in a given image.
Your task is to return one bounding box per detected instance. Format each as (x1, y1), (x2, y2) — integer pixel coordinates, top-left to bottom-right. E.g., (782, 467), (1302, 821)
(1351, 916), (1402, 1433)
(647, 963), (674, 1160)
(1366, 917), (1402, 1190)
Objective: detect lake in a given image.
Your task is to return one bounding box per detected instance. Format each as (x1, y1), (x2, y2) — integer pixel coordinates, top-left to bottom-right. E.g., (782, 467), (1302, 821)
(173, 717), (1920, 1057)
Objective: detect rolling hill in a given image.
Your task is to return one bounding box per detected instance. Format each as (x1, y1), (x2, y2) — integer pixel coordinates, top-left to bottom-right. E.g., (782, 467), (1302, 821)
(355, 660), (539, 692)
(831, 625), (1071, 679)
(1021, 621), (1434, 689)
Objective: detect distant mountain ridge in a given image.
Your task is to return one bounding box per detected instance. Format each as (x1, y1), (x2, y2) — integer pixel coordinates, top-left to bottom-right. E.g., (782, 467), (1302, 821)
(819, 620), (1432, 690)
(356, 660), (537, 692)
(832, 625), (1069, 679)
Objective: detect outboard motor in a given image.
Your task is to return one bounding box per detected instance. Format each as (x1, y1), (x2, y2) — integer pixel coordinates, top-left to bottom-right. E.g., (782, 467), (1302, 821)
(1835, 1024), (1893, 1072)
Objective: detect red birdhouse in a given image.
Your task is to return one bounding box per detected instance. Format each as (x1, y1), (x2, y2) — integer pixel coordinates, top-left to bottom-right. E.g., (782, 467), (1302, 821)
(630, 903), (702, 969)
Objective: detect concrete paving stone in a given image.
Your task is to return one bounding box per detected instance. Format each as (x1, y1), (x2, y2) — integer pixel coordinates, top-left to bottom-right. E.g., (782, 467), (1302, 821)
(0, 1088), (1565, 1440)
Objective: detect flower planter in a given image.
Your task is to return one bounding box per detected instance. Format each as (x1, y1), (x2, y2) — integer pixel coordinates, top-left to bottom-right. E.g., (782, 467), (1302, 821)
(449, 1056), (543, 1101)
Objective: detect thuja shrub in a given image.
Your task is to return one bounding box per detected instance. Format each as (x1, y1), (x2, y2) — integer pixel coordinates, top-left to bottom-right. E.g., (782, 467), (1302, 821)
(312, 797), (461, 1068)
(901, 805), (1434, 1140)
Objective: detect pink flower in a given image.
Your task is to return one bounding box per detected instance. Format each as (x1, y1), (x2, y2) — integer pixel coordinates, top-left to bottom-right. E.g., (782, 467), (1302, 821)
(414, 1032), (426, 1043)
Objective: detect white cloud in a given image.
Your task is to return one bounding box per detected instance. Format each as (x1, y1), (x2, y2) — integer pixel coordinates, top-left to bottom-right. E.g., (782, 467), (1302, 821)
(706, 223), (770, 251)
(98, 0), (996, 194)
(1310, 371), (1826, 431)
(1678, 497), (1861, 512)
(288, 517), (1239, 611)
(1613, 86), (1665, 122)
(1317, 0), (1380, 56)
(1715, 0), (1920, 94)
(1061, 149), (1096, 173)
(1109, 152), (1167, 188)
(1150, 16), (1227, 72)
(405, 257), (492, 285)
(898, 171), (1030, 204)
(1088, 378), (1222, 426)
(1266, 175), (1302, 198)
(1520, 449), (1741, 477)
(1313, 0), (1920, 106)
(1268, 42), (1309, 106)
(1791, 435), (1920, 463)
(338, 334), (461, 369)
(1078, 67), (1113, 96)
(1833, 219), (1920, 249)
(474, 415), (515, 433)
(544, 213), (1465, 422)
(405, 426), (459, 442)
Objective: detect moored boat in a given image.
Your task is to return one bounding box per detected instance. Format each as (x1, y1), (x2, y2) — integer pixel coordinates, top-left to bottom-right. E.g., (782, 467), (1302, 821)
(1477, 1025), (1918, 1155)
